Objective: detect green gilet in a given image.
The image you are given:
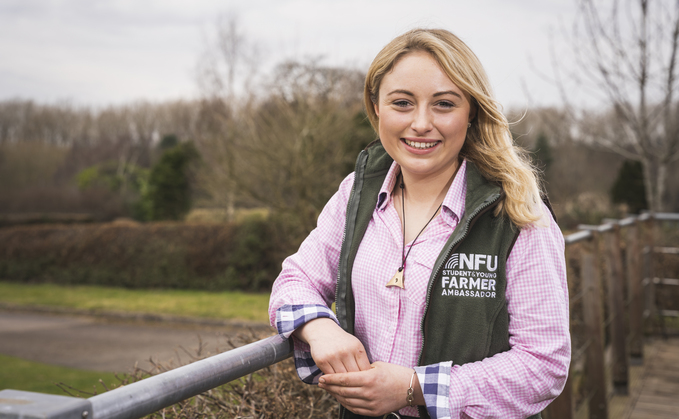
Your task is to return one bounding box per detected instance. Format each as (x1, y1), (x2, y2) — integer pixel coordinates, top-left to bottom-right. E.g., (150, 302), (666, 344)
(335, 142), (540, 419)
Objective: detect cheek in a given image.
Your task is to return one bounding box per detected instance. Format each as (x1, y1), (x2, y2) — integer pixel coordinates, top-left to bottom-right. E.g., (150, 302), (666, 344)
(379, 111), (408, 135)
(436, 116), (468, 135)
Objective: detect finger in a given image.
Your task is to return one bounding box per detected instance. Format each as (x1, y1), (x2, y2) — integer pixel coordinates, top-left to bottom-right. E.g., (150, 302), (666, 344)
(331, 394), (376, 416)
(322, 384), (372, 404)
(317, 358), (348, 375)
(330, 359), (347, 374)
(315, 360), (336, 375)
(342, 355), (361, 373)
(355, 351), (372, 371)
(319, 371), (370, 391)
(319, 372), (351, 387)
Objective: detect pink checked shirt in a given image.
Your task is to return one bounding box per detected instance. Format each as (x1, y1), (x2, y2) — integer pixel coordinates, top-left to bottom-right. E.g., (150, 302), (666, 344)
(269, 160), (571, 418)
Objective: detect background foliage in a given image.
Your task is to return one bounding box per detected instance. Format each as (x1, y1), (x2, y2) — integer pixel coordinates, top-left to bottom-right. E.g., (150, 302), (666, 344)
(0, 217), (282, 292)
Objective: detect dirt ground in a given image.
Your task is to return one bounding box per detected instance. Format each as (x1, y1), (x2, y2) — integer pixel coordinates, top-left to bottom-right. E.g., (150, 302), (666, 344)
(0, 309), (274, 373)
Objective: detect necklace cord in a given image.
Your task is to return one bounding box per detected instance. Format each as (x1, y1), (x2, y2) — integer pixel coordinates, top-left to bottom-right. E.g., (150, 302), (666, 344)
(399, 175), (442, 271)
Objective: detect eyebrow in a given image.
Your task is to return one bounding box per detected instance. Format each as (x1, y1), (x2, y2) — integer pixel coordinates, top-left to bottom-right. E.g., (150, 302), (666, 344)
(386, 89), (463, 100)
(434, 90), (463, 99)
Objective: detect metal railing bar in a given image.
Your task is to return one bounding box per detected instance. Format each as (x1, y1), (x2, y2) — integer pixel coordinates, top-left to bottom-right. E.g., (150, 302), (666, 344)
(597, 223), (614, 233)
(88, 334), (292, 419)
(618, 217), (637, 227)
(637, 212), (651, 221)
(661, 310), (679, 317)
(565, 229), (592, 244)
(577, 223), (615, 233)
(652, 277), (679, 286)
(654, 246), (679, 254)
(656, 213), (679, 221)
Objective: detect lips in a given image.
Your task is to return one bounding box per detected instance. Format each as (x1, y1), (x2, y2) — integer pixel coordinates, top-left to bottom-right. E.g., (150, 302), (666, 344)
(403, 138), (439, 149)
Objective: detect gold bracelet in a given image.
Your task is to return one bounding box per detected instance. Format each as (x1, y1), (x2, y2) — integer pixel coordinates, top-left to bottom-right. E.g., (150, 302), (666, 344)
(406, 370), (416, 407)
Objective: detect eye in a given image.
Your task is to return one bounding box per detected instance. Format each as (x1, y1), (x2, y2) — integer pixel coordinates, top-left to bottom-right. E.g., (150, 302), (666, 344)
(436, 100), (455, 109)
(392, 99), (411, 108)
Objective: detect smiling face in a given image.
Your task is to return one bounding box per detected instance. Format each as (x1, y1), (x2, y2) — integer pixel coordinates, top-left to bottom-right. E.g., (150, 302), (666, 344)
(374, 51), (474, 184)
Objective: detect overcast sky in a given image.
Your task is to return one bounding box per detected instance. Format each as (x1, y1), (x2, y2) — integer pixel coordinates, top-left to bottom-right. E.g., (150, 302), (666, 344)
(0, 0), (576, 109)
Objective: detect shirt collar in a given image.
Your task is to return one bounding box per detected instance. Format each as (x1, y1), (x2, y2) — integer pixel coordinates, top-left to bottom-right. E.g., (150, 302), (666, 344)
(377, 161), (401, 210)
(376, 160), (468, 226)
(442, 159), (467, 225)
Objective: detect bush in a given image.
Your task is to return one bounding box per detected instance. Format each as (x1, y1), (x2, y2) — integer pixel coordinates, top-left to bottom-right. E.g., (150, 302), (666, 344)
(611, 160), (647, 214)
(0, 217), (288, 292)
(139, 141), (200, 221)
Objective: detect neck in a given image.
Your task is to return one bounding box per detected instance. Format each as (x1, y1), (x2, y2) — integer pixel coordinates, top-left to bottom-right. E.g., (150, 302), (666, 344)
(399, 160), (462, 210)
(394, 161), (462, 244)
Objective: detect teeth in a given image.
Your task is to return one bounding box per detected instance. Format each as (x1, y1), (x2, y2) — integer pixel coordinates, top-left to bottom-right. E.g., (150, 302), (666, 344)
(405, 139), (437, 149)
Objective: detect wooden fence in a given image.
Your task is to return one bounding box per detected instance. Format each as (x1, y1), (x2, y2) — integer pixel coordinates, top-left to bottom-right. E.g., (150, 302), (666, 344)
(546, 213), (679, 419)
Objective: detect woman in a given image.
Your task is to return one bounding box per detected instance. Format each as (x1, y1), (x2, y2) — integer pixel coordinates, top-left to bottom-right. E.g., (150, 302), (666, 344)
(269, 28), (570, 419)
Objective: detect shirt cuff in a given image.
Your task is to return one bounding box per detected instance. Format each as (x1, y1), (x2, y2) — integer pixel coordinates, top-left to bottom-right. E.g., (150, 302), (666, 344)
(415, 361), (452, 419)
(275, 304), (338, 384)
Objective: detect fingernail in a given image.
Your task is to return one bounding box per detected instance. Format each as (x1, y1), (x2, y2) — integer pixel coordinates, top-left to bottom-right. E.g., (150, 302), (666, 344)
(319, 377), (325, 384)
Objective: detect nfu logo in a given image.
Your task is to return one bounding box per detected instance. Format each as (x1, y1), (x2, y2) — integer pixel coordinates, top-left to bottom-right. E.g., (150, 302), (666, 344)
(445, 253), (498, 272)
(441, 253), (499, 298)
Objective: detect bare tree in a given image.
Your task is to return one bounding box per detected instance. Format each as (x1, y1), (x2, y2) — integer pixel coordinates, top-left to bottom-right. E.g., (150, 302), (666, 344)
(194, 13), (262, 220)
(195, 56), (372, 238)
(557, 0), (679, 211)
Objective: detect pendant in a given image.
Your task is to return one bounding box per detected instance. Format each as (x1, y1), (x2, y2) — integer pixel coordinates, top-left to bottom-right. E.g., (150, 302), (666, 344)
(386, 267), (405, 289)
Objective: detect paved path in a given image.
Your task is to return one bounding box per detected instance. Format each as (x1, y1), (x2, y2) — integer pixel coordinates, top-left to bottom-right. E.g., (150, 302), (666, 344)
(0, 310), (273, 373)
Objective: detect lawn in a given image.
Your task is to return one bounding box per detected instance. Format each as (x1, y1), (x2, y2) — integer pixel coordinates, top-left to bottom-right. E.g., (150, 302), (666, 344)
(0, 281), (271, 323)
(0, 354), (119, 396)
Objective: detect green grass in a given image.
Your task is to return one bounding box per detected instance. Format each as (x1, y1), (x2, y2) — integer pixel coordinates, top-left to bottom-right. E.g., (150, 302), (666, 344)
(0, 281), (270, 323)
(0, 354), (119, 396)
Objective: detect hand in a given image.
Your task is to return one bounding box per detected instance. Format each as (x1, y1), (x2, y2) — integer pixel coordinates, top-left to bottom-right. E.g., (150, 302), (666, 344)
(318, 361), (424, 417)
(294, 318), (371, 374)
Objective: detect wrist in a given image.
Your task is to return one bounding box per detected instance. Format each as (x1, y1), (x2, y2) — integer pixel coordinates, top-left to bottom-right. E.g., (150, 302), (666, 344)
(406, 370), (416, 407)
(409, 369), (425, 407)
(293, 317), (339, 344)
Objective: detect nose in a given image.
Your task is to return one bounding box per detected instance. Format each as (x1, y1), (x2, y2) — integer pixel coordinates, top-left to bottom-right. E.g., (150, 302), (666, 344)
(410, 106), (433, 134)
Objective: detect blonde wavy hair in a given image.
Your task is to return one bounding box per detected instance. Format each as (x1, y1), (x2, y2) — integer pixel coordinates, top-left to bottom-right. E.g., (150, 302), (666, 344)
(364, 28), (544, 228)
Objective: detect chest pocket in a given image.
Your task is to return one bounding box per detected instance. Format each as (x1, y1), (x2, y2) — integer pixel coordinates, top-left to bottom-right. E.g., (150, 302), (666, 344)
(404, 244), (439, 306)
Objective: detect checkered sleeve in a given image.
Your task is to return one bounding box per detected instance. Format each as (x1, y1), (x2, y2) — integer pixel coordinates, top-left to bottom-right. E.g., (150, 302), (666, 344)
(275, 303), (338, 384)
(415, 361), (452, 419)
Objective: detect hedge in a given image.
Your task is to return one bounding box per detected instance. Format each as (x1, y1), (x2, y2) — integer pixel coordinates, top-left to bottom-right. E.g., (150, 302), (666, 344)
(0, 217), (288, 292)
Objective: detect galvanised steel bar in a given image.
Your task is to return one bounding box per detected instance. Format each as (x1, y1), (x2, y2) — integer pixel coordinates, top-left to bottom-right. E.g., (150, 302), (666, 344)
(564, 229), (591, 245)
(89, 334), (292, 419)
(656, 213), (679, 221)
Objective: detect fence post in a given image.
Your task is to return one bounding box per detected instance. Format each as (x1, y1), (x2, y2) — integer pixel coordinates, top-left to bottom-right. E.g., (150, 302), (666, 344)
(643, 216), (656, 330)
(545, 372), (574, 419)
(603, 225), (628, 394)
(626, 220), (643, 362)
(582, 237), (607, 419)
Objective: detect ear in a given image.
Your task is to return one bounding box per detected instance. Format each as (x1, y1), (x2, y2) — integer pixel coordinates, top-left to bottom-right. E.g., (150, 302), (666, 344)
(373, 101), (380, 118)
(468, 98), (477, 123)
